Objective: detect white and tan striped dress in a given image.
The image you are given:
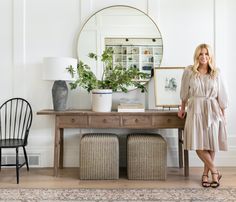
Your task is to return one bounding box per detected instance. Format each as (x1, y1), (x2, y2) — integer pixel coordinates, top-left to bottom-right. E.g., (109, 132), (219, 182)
(180, 66), (228, 151)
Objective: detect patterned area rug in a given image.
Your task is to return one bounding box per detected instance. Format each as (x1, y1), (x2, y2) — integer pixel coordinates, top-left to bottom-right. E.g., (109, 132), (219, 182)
(0, 188), (236, 202)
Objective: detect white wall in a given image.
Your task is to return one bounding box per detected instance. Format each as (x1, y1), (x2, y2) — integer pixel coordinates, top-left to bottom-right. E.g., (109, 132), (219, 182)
(0, 0), (13, 102)
(0, 0), (235, 167)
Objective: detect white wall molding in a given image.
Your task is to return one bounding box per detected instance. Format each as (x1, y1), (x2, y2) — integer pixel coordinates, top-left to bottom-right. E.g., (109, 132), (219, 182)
(0, 0), (13, 102)
(214, 0), (227, 68)
(80, 0), (94, 26)
(13, 0), (26, 97)
(91, 0), (147, 16)
(147, 0), (161, 24)
(213, 0), (216, 55)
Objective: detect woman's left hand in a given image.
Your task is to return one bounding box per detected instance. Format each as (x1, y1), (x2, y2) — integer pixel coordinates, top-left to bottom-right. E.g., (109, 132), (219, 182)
(178, 109), (186, 119)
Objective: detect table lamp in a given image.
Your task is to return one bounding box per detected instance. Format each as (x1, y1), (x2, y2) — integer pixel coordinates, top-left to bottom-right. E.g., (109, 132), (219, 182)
(43, 57), (77, 111)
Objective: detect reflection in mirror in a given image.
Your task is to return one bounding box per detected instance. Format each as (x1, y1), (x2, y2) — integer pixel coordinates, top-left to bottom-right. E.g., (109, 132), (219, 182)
(77, 6), (163, 86)
(105, 38), (162, 77)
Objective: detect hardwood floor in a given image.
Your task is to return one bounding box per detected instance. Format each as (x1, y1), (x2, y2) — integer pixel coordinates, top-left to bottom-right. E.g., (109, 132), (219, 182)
(0, 167), (235, 188)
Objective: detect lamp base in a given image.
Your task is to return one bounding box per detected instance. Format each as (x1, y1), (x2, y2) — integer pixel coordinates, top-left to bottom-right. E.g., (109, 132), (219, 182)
(52, 80), (68, 111)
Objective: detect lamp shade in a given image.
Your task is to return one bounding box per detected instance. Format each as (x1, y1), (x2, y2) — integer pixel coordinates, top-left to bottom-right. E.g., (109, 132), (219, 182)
(43, 57), (77, 81)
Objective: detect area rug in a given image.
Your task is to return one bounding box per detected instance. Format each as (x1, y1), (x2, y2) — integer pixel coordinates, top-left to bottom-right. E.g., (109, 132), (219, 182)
(0, 188), (236, 202)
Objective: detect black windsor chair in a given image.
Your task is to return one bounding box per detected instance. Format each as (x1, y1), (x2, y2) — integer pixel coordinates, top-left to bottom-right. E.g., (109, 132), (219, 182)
(0, 98), (33, 184)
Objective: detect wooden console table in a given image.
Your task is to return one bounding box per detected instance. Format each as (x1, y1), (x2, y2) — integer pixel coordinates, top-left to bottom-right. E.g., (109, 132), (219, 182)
(37, 109), (188, 177)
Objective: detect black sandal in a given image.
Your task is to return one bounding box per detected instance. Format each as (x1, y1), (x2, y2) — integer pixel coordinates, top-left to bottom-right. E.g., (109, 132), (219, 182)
(201, 174), (210, 188)
(211, 171), (222, 188)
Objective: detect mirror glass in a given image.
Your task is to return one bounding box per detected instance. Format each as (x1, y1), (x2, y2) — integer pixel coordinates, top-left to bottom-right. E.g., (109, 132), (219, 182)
(77, 6), (163, 87)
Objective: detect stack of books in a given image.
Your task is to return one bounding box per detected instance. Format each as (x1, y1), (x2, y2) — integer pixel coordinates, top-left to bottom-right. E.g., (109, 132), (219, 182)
(117, 103), (145, 112)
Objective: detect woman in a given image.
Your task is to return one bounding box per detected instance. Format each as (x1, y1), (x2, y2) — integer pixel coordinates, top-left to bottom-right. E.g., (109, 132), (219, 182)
(178, 44), (228, 188)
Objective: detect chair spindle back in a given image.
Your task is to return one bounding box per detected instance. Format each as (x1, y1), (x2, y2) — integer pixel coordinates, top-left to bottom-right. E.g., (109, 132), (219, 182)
(0, 98), (33, 144)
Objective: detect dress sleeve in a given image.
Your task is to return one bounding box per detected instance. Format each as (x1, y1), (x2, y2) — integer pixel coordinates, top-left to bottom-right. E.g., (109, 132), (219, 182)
(180, 67), (192, 102)
(217, 72), (228, 109)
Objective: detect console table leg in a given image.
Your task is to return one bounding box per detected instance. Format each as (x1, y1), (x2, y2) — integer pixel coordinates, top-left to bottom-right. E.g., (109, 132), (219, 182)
(178, 129), (183, 168)
(59, 128), (64, 169)
(54, 126), (60, 177)
(184, 149), (189, 177)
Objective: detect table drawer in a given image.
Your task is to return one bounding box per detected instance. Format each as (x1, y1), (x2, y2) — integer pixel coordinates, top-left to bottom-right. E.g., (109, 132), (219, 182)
(153, 115), (185, 128)
(89, 116), (120, 128)
(122, 116), (152, 128)
(57, 116), (88, 127)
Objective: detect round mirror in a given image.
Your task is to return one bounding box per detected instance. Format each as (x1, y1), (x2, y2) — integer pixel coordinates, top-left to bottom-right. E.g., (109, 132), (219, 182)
(77, 5), (163, 90)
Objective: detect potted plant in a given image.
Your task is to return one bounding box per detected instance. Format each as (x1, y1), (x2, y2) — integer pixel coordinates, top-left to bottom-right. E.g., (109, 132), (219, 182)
(67, 47), (150, 112)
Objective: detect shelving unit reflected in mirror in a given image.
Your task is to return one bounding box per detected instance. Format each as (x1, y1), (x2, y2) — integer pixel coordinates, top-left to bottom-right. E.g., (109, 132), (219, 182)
(105, 38), (163, 77)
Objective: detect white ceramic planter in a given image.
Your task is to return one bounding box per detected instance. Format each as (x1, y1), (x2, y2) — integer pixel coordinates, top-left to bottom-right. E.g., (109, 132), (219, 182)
(91, 89), (112, 112)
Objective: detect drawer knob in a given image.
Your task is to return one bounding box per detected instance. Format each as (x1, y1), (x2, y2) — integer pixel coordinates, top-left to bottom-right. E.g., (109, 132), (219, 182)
(167, 119), (171, 123)
(71, 118), (75, 123)
(135, 119), (138, 123)
(103, 119), (107, 123)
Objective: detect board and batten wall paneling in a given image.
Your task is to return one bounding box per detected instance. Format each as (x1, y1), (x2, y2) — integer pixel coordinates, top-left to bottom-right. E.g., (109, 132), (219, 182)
(0, 0), (235, 167)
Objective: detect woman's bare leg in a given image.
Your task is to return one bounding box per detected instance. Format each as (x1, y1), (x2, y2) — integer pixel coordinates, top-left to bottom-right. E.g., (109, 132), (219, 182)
(202, 151), (215, 183)
(203, 151), (215, 174)
(196, 150), (219, 182)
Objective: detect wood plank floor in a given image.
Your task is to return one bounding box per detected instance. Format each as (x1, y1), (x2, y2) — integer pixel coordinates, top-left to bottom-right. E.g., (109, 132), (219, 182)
(0, 167), (235, 188)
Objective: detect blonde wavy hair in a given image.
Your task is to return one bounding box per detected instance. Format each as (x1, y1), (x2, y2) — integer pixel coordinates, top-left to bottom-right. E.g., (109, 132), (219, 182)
(192, 43), (218, 78)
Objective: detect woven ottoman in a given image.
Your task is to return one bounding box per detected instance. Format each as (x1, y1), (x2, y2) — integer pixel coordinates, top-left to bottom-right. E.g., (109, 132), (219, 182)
(80, 133), (119, 180)
(127, 133), (167, 180)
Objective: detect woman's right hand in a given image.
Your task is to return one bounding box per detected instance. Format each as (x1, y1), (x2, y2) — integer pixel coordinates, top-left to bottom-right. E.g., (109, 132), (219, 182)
(178, 108), (186, 119)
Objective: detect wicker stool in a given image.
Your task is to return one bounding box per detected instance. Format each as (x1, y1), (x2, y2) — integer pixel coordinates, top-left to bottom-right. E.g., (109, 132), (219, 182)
(80, 133), (119, 180)
(127, 133), (167, 180)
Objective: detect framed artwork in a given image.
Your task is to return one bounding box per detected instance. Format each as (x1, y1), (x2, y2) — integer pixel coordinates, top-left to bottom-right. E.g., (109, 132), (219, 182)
(154, 67), (185, 108)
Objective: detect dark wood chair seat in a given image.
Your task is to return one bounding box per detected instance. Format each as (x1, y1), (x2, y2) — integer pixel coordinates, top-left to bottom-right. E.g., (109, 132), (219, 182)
(0, 139), (25, 148)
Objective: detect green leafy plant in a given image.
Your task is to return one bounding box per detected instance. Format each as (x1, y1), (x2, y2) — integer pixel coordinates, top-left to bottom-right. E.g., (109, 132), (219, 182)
(67, 47), (150, 93)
